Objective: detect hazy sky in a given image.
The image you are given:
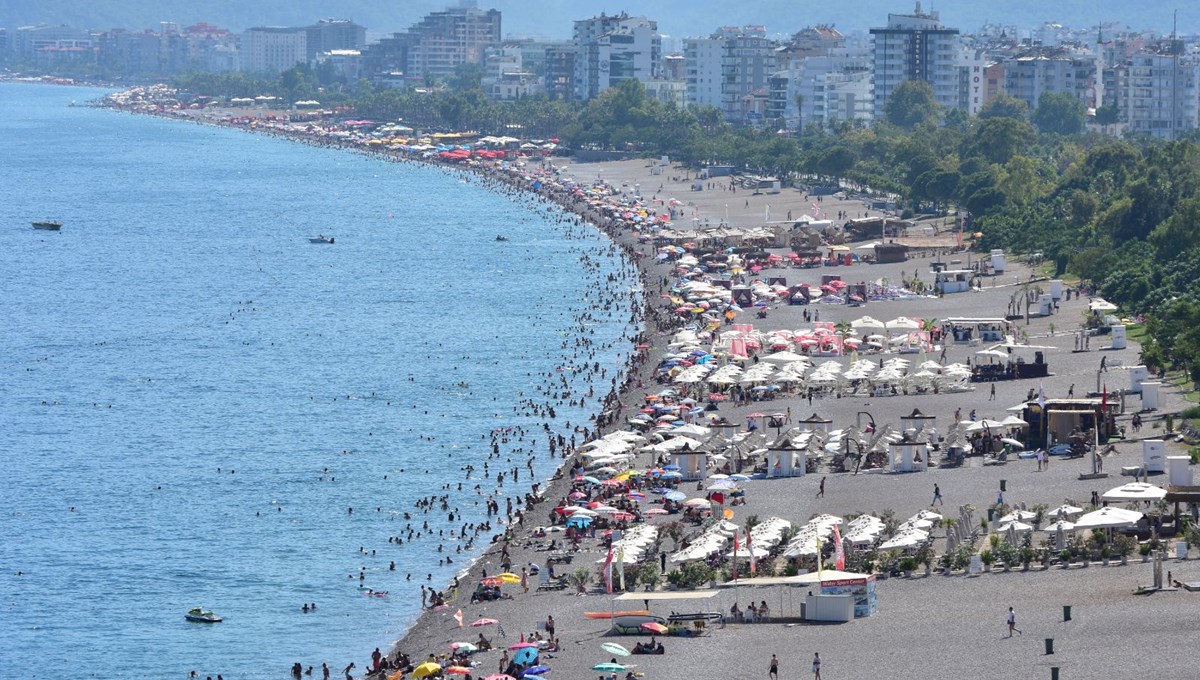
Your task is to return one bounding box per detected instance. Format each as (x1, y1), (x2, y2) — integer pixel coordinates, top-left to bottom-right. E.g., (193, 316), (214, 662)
(1, 0), (1195, 40)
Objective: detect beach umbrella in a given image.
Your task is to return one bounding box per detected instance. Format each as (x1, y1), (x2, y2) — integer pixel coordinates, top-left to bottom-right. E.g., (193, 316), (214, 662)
(513, 647), (539, 665)
(449, 642), (478, 654)
(497, 572), (522, 584)
(484, 675), (517, 680)
(1048, 504), (1083, 519)
(1000, 438), (1024, 448)
(593, 664), (627, 673)
(1102, 482), (1167, 503)
(645, 508), (669, 516)
(684, 498), (710, 507)
(412, 662), (442, 679)
(523, 665), (552, 675)
(446, 667), (473, 676)
(1075, 507), (1143, 529)
(509, 642), (539, 651)
(471, 618), (499, 627)
(566, 515), (594, 528)
(600, 642), (632, 657)
(664, 491), (686, 502)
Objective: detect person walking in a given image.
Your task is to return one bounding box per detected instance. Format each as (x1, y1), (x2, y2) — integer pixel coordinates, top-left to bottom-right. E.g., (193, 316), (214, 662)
(989, 383), (996, 401)
(816, 477), (825, 499)
(1006, 607), (1022, 637)
(769, 654), (779, 680)
(811, 652), (821, 680)
(931, 484), (943, 506)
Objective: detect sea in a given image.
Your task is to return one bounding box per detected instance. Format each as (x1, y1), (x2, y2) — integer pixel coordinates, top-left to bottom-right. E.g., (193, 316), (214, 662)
(0, 82), (639, 679)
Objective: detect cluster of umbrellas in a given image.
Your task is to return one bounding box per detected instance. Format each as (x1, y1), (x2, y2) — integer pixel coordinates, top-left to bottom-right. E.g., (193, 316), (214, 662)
(593, 524), (659, 565)
(877, 511), (943, 550)
(782, 514), (844, 557)
(670, 519), (742, 563)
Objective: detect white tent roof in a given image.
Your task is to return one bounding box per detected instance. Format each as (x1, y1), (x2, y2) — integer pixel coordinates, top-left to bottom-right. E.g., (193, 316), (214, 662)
(1102, 482), (1167, 502)
(1075, 506), (1143, 529)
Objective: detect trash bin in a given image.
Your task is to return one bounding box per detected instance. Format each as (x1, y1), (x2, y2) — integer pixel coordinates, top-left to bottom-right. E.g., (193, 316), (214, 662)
(1044, 638), (1054, 655)
(1000, 479), (1007, 492)
(987, 508), (995, 522)
(1062, 605), (1071, 622)
(1050, 666), (1060, 680)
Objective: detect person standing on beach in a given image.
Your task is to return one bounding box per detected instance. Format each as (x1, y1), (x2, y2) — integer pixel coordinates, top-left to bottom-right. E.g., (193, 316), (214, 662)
(1006, 607), (1022, 637)
(769, 654), (779, 679)
(816, 477), (825, 499)
(931, 484), (943, 506)
(811, 652), (821, 679)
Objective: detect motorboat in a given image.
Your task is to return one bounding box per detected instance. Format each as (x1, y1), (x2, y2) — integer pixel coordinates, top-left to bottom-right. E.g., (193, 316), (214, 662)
(495, 235), (509, 241)
(185, 608), (223, 623)
(309, 235), (334, 244)
(32, 221), (62, 231)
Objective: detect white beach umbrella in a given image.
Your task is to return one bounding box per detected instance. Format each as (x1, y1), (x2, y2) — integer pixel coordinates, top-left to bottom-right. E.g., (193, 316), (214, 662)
(1102, 482), (1167, 503)
(1075, 507), (1143, 529)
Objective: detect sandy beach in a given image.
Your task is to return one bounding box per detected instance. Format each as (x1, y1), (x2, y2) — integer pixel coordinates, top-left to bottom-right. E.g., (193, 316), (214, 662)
(92, 91), (1200, 679)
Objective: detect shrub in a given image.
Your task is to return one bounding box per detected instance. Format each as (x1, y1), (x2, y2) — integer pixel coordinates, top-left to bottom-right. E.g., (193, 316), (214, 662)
(666, 561), (714, 589)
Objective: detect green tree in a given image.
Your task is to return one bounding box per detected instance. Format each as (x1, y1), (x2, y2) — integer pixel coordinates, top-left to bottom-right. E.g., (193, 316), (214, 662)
(1032, 92), (1086, 135)
(968, 117), (1035, 165)
(884, 80), (940, 129)
(978, 93), (1029, 120)
(815, 146), (858, 182)
(1095, 104), (1119, 131)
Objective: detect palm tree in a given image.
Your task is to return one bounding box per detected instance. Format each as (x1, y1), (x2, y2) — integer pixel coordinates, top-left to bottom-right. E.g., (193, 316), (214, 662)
(794, 93), (804, 136)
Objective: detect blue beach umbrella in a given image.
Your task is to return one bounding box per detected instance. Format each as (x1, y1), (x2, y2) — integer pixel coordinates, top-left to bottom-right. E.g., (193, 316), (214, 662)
(566, 515), (593, 528)
(664, 491), (687, 502)
(662, 464), (681, 471)
(513, 647), (539, 665)
(583, 476), (603, 485)
(523, 665), (551, 675)
(729, 474), (751, 482)
(660, 471), (683, 480)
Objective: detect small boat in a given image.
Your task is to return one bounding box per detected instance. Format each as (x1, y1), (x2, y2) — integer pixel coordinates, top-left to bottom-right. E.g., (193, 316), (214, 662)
(495, 235), (509, 242)
(32, 221), (62, 231)
(309, 235), (334, 244)
(185, 608), (223, 623)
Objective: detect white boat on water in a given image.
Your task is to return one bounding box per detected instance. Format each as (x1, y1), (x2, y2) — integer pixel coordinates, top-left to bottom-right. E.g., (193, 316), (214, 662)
(309, 235), (334, 244)
(185, 608), (223, 623)
(32, 221), (62, 231)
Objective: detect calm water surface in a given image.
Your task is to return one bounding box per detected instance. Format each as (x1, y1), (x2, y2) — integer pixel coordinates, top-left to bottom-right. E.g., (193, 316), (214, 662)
(0, 83), (637, 679)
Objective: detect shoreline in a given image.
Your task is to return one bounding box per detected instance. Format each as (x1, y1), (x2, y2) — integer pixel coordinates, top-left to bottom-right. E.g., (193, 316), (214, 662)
(90, 91), (669, 670)
(79, 87), (1200, 680)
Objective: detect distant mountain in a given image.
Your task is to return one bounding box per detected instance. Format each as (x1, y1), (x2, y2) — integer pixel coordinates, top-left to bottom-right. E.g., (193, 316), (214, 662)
(0, 0), (1193, 40)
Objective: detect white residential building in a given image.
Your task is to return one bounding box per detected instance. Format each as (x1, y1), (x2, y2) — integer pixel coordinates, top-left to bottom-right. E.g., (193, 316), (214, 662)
(242, 27), (306, 75)
(1124, 44), (1200, 140)
(573, 12), (661, 100)
(684, 36), (723, 109)
(869, 4), (961, 120)
(768, 45), (873, 131)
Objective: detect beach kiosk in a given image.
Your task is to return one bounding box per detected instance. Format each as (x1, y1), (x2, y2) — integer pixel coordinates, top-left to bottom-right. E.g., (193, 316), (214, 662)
(944, 318), (1009, 345)
(796, 570), (878, 621)
(934, 269), (974, 294)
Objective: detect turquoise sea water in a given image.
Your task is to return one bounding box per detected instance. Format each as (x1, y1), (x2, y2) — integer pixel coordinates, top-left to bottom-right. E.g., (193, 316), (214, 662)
(0, 83), (638, 679)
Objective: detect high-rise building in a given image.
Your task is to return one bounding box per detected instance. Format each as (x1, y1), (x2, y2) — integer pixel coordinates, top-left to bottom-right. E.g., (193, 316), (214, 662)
(573, 12), (661, 100)
(363, 2), (500, 85)
(304, 19), (366, 63)
(1124, 41), (1199, 140)
(685, 26), (776, 123)
(684, 36), (723, 109)
(242, 27), (306, 74)
(869, 3), (961, 119)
